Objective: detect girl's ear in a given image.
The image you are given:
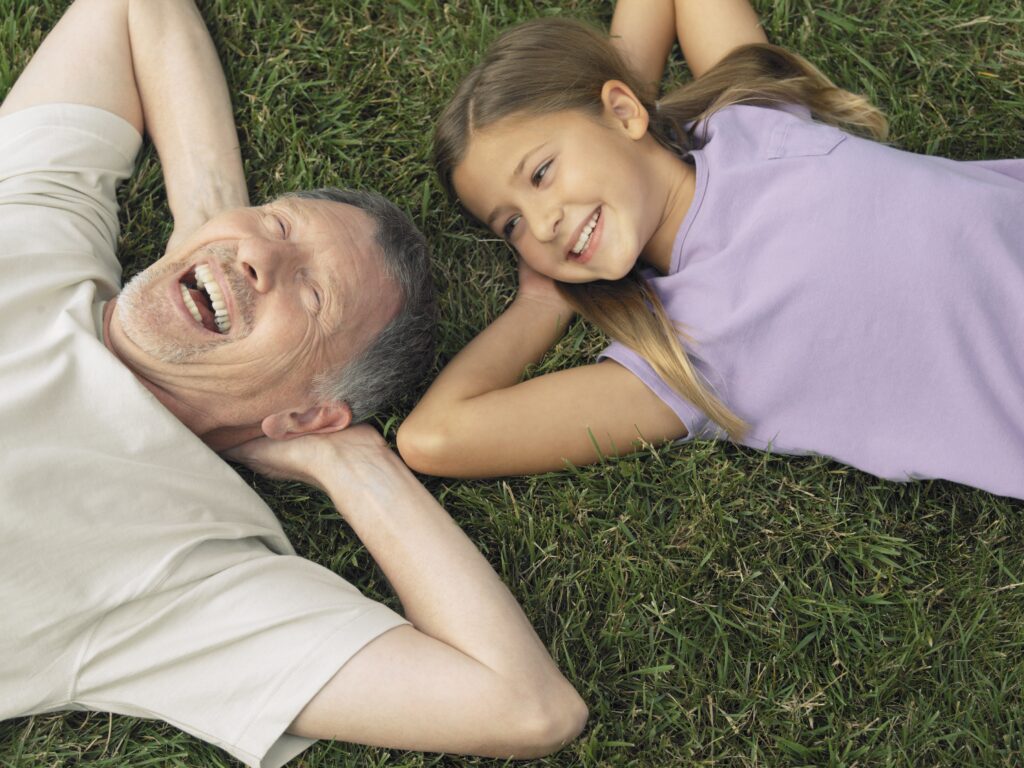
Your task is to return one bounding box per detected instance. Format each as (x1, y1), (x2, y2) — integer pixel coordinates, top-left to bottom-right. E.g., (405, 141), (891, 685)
(600, 80), (649, 139)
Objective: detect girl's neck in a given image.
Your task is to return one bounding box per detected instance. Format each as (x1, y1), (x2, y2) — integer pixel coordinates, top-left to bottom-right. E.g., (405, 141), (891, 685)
(638, 146), (697, 275)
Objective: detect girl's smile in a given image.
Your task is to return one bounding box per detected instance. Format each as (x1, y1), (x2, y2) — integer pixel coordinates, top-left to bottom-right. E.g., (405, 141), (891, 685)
(568, 207), (602, 264)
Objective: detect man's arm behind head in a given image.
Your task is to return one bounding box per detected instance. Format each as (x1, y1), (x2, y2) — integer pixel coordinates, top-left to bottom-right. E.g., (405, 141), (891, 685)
(0, 0), (143, 131)
(1, 0), (248, 251)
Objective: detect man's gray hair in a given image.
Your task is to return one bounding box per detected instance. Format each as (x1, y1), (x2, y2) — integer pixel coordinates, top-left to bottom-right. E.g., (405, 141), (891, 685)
(288, 187), (436, 422)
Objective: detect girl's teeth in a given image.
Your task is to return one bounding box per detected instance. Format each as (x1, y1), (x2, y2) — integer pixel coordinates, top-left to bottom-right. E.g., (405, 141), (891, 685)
(572, 211), (600, 255)
(193, 264), (232, 333)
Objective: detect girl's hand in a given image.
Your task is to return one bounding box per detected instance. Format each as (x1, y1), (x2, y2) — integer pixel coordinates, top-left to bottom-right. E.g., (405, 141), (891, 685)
(514, 257), (575, 316)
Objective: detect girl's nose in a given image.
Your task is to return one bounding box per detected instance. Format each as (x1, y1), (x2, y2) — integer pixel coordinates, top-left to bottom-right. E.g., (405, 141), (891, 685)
(527, 200), (562, 243)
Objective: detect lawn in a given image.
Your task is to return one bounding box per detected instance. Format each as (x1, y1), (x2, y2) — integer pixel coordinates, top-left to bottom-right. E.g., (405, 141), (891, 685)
(2, 0), (1023, 766)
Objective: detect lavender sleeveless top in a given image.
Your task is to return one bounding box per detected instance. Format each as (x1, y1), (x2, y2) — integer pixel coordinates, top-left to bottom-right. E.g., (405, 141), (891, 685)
(601, 104), (1024, 500)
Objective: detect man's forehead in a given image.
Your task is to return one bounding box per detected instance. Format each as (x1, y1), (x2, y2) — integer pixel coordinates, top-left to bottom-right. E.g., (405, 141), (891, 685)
(276, 196), (375, 238)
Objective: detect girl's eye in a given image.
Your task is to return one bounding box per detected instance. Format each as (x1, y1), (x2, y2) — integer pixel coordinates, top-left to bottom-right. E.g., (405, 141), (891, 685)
(502, 214), (521, 240)
(531, 160), (552, 186)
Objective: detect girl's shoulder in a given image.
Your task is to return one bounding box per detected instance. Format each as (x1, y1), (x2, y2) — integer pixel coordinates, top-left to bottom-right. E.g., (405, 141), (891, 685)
(697, 102), (811, 141)
(694, 102), (847, 163)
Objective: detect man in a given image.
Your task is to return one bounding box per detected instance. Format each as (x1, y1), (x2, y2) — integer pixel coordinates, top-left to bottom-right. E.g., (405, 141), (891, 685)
(0, 1), (587, 766)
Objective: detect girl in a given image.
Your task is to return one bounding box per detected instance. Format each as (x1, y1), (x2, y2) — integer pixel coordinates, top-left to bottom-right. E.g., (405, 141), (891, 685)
(397, 0), (1024, 501)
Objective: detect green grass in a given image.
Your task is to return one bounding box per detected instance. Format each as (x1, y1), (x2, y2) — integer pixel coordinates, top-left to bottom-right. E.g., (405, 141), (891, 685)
(2, 0), (1023, 766)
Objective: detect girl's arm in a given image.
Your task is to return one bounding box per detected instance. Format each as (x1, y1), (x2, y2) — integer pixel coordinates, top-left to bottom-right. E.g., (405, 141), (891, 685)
(611, 0), (768, 84)
(397, 262), (686, 478)
(608, 0), (677, 99)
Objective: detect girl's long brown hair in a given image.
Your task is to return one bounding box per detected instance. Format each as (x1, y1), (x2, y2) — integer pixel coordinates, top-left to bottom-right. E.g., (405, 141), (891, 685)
(435, 18), (887, 440)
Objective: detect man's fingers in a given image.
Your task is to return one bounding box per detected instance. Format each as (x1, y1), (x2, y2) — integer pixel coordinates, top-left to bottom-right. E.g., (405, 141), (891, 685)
(222, 437), (269, 466)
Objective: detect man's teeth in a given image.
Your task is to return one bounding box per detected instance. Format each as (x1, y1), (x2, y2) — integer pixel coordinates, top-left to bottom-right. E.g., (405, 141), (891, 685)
(193, 264), (231, 333)
(571, 210), (600, 255)
(180, 283), (203, 324)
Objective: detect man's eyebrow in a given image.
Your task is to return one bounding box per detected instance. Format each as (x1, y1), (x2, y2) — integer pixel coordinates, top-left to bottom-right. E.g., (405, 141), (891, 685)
(325, 270), (344, 314)
(485, 141), (547, 229)
(279, 198), (311, 230)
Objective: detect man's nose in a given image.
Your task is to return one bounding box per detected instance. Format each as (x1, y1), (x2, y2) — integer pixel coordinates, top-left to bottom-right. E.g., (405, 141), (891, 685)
(237, 237), (291, 293)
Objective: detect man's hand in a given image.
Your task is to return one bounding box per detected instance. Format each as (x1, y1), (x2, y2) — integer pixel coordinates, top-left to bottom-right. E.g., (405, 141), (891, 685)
(225, 424), (389, 493)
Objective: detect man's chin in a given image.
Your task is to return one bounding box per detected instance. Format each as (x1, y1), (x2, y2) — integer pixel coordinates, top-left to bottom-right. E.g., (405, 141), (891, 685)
(116, 266), (219, 365)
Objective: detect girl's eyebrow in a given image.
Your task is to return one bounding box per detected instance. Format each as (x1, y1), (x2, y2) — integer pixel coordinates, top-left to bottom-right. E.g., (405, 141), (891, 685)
(485, 141), (548, 227)
(513, 141), (548, 179)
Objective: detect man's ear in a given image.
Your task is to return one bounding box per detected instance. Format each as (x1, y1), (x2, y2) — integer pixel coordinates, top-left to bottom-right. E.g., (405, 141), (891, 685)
(600, 79), (650, 139)
(261, 400), (352, 441)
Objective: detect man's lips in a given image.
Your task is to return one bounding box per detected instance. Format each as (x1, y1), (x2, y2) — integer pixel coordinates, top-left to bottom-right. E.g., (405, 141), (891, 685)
(568, 207), (602, 265)
(176, 262), (233, 334)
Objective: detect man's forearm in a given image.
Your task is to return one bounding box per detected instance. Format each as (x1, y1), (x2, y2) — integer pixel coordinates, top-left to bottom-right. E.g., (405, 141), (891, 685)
(127, 0), (248, 244)
(318, 441), (560, 678)
(226, 428), (585, 754)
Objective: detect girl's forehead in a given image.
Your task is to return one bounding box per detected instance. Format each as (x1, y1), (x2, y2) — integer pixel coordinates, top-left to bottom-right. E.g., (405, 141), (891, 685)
(459, 109), (603, 175)
(477, 108), (599, 139)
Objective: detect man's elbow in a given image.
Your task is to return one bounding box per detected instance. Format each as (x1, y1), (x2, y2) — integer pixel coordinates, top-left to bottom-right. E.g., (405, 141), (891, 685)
(503, 681), (589, 758)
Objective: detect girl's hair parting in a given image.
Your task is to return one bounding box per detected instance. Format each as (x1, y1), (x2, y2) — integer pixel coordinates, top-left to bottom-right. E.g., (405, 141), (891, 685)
(434, 17), (887, 440)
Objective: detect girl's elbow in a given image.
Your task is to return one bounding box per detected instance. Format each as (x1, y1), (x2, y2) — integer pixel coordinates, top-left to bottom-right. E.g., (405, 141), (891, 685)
(396, 414), (457, 476)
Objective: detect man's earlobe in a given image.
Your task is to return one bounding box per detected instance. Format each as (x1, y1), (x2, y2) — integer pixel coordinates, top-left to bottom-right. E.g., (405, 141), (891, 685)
(261, 401), (352, 441)
(600, 80), (649, 139)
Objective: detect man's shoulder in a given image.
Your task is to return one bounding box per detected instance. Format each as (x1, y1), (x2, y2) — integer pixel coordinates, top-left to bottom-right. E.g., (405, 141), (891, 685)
(0, 104), (141, 292)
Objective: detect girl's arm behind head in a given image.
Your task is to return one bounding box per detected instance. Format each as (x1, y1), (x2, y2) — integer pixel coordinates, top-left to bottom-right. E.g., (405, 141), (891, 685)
(610, 0), (768, 91)
(671, 0), (769, 78)
(399, 355), (688, 479)
(397, 263), (687, 478)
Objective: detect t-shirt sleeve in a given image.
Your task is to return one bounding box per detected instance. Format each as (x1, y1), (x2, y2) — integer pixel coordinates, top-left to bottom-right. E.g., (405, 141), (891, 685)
(0, 103), (142, 280)
(74, 553), (409, 768)
(598, 340), (706, 439)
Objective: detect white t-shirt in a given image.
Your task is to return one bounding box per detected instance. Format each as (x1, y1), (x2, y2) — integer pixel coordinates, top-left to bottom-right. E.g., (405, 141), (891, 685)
(0, 104), (406, 768)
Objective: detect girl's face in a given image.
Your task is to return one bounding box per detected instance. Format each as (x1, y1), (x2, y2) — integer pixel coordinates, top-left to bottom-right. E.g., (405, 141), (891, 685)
(452, 86), (671, 283)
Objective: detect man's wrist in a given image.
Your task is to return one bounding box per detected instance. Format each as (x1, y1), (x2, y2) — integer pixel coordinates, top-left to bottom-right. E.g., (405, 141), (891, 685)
(169, 171), (248, 232)
(315, 436), (407, 504)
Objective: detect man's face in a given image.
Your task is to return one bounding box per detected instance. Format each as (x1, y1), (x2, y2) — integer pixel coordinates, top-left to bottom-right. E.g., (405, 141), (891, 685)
(107, 198), (399, 432)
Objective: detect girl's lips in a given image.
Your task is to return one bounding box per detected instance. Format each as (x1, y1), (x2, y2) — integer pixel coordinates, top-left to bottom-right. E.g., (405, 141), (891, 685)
(569, 207), (603, 265)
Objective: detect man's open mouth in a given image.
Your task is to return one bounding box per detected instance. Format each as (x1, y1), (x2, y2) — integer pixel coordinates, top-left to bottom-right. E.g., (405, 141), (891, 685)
(179, 264), (231, 334)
